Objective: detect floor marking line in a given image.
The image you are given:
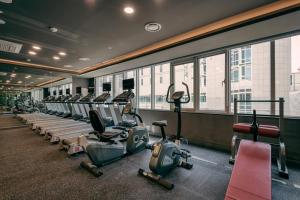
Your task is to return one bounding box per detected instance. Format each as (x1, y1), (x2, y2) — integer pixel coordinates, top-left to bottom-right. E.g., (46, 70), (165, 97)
(293, 184), (300, 189)
(272, 178), (287, 185)
(191, 156), (218, 165)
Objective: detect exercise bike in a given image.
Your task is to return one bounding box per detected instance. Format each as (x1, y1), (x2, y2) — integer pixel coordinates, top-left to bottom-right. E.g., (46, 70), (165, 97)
(138, 82), (193, 190)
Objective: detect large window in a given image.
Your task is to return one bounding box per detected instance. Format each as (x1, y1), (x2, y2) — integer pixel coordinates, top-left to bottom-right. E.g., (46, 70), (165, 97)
(114, 73), (124, 97)
(174, 62), (194, 109)
(199, 53), (225, 111)
(275, 35), (300, 116)
(230, 42), (271, 114)
(154, 63), (170, 110)
(138, 67), (151, 109)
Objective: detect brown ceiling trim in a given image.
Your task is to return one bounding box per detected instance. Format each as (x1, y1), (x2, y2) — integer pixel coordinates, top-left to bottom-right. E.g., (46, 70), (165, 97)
(79, 0), (300, 74)
(0, 58), (79, 74)
(36, 77), (65, 87)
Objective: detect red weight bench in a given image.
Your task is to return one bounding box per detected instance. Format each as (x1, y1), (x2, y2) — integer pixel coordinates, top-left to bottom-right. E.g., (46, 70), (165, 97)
(230, 123), (288, 179)
(225, 140), (271, 200)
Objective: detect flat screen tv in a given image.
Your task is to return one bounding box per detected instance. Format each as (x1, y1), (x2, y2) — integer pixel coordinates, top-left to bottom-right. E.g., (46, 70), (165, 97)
(123, 78), (134, 90)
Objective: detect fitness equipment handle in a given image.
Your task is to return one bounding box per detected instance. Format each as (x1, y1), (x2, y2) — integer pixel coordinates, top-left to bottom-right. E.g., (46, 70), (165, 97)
(166, 82), (190, 103)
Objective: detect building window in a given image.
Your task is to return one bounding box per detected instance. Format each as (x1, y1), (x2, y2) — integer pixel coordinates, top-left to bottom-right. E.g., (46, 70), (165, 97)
(230, 42), (271, 114)
(275, 35), (300, 116)
(174, 62), (194, 109)
(114, 73), (124, 97)
(199, 53), (225, 111)
(138, 67), (151, 109)
(154, 63), (170, 110)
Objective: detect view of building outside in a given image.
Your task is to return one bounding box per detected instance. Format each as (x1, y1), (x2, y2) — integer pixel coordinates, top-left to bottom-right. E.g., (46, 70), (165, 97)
(114, 73), (123, 97)
(230, 42), (271, 114)
(275, 35), (300, 116)
(154, 63), (170, 110)
(199, 53), (225, 111)
(174, 62), (194, 109)
(92, 35), (300, 116)
(138, 67), (151, 109)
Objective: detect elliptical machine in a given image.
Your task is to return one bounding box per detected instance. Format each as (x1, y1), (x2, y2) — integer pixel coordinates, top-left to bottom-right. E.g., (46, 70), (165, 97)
(138, 82), (193, 190)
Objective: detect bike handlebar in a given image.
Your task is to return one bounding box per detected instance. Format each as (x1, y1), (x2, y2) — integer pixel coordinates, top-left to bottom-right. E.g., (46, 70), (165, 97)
(166, 82), (190, 104)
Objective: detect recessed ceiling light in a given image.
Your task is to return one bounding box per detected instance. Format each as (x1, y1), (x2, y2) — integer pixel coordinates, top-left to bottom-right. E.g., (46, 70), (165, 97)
(10, 73), (16, 77)
(145, 22), (162, 32)
(0, 11), (3, 14)
(59, 51), (66, 56)
(37, 77), (44, 80)
(108, 46), (112, 50)
(27, 58), (31, 62)
(53, 56), (60, 60)
(6, 80), (10, 83)
(49, 26), (58, 33)
(0, 19), (6, 25)
(25, 75), (31, 79)
(124, 6), (134, 14)
(32, 45), (41, 50)
(79, 57), (90, 61)
(28, 51), (37, 55)
(17, 81), (22, 84)
(64, 65), (73, 68)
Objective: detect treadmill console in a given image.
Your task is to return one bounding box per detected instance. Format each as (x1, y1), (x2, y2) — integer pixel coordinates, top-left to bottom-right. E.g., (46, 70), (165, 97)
(67, 94), (81, 102)
(113, 91), (134, 103)
(79, 94), (94, 102)
(93, 93), (110, 103)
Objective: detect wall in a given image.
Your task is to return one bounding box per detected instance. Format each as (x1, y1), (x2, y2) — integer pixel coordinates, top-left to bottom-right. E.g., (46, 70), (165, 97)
(139, 109), (300, 165)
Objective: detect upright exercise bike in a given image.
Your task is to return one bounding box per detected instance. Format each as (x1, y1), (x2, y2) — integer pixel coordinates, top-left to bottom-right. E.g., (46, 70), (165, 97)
(138, 82), (193, 190)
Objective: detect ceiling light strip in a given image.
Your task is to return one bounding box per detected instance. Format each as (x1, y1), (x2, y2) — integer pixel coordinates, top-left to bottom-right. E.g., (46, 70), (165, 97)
(0, 58), (79, 74)
(79, 0), (300, 74)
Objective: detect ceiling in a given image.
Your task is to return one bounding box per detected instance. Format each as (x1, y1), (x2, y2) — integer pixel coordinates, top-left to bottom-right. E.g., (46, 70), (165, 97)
(0, 0), (280, 90)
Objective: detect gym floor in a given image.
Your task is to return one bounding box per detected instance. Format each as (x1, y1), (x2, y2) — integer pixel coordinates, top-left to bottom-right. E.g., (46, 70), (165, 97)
(0, 114), (300, 200)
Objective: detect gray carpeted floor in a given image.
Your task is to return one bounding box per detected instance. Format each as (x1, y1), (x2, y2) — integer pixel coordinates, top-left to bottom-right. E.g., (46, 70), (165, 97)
(0, 115), (300, 200)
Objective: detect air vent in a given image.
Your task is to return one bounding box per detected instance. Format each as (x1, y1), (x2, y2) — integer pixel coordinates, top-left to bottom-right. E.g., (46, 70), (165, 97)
(0, 39), (22, 54)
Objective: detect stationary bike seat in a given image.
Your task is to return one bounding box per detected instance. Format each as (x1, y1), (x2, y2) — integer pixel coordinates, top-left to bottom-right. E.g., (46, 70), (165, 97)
(152, 121), (167, 127)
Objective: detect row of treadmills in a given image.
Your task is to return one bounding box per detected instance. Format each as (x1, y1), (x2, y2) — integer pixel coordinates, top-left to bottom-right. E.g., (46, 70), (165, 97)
(17, 79), (142, 156)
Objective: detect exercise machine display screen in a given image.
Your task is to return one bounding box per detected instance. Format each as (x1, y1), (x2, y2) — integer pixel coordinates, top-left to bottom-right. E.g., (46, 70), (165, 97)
(88, 87), (94, 94)
(66, 88), (70, 95)
(59, 90), (63, 95)
(103, 82), (111, 92)
(53, 91), (57, 96)
(123, 78), (134, 90)
(76, 87), (82, 94)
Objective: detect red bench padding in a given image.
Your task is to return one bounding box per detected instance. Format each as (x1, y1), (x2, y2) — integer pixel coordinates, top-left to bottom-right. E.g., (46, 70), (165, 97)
(233, 123), (280, 138)
(225, 140), (271, 200)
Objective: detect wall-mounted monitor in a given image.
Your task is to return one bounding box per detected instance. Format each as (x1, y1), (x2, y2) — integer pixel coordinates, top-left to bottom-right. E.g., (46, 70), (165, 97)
(123, 78), (134, 90)
(76, 87), (81, 94)
(88, 87), (94, 94)
(103, 82), (111, 92)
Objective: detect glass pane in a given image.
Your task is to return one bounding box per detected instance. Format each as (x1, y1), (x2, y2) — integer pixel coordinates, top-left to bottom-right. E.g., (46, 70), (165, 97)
(154, 63), (170, 110)
(138, 67), (151, 109)
(174, 62), (194, 109)
(230, 42), (271, 114)
(114, 73), (124, 97)
(275, 35), (300, 116)
(199, 53), (225, 111)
